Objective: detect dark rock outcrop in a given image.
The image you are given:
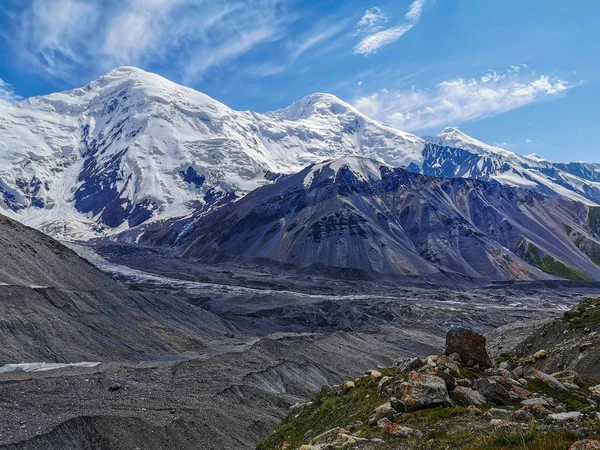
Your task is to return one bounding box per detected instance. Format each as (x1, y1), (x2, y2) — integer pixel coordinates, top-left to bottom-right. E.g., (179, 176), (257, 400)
(444, 326), (493, 368)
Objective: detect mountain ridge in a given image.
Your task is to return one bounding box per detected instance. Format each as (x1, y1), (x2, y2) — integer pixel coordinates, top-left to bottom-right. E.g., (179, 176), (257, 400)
(1, 67), (599, 241)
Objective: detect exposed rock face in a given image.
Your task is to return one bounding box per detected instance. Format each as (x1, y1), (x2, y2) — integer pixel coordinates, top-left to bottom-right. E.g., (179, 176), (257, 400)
(473, 378), (511, 405)
(449, 386), (486, 406)
(398, 371), (452, 412)
(152, 156), (600, 282)
(444, 326), (493, 368)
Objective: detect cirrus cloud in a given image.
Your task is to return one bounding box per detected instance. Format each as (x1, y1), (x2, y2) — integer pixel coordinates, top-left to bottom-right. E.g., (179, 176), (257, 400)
(354, 68), (572, 131)
(8, 0), (289, 83)
(355, 0), (425, 55)
(0, 78), (21, 104)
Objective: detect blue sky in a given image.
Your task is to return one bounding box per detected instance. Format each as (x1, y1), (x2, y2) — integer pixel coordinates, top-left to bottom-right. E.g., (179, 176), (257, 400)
(0, 0), (598, 162)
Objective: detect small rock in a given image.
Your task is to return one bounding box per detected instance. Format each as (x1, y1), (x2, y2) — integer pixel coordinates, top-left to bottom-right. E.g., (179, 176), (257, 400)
(108, 383), (122, 392)
(374, 402), (396, 421)
(521, 403), (552, 419)
(569, 440), (600, 450)
(310, 427), (345, 445)
(521, 397), (550, 406)
(533, 349), (547, 359)
(377, 376), (393, 396)
(489, 419), (510, 427)
(579, 342), (593, 352)
(448, 352), (462, 363)
(344, 381), (355, 390)
(467, 405), (482, 415)
(589, 385), (600, 402)
(397, 357), (422, 373)
(552, 370), (584, 387)
(512, 366), (524, 378)
(370, 370), (383, 381)
(377, 417), (391, 428)
(436, 355), (460, 376)
(390, 397), (406, 413)
(555, 405), (567, 413)
(381, 422), (423, 439)
(488, 408), (512, 420)
(547, 412), (583, 422)
(512, 409), (534, 423)
(456, 378), (472, 387)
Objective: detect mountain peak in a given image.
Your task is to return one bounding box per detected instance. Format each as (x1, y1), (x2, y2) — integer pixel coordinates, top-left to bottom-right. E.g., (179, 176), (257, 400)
(271, 92), (355, 121)
(524, 153), (547, 162)
(302, 156), (389, 189)
(424, 127), (520, 160)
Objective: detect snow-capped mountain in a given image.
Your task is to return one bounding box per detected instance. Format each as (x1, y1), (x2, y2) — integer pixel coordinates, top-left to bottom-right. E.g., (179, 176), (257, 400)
(0, 67), (423, 239)
(1, 67), (599, 241)
(167, 156), (600, 282)
(418, 127), (600, 205)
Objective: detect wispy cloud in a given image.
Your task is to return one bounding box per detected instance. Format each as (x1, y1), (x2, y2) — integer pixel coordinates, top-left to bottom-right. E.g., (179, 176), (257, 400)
(248, 19), (350, 77)
(356, 7), (387, 33)
(8, 0), (289, 83)
(355, 0), (425, 55)
(0, 78), (21, 104)
(354, 67), (573, 131)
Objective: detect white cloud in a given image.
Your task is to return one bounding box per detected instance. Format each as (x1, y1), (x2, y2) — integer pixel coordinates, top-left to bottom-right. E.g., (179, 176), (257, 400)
(404, 0), (425, 22)
(353, 68), (571, 131)
(10, 0), (288, 82)
(355, 0), (425, 55)
(0, 78), (21, 104)
(248, 19), (349, 77)
(357, 7), (387, 31)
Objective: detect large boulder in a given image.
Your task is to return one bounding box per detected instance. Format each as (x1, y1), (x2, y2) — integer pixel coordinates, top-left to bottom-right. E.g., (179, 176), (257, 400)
(399, 371), (452, 412)
(444, 326), (493, 368)
(474, 378), (511, 405)
(531, 369), (567, 392)
(450, 386), (487, 406)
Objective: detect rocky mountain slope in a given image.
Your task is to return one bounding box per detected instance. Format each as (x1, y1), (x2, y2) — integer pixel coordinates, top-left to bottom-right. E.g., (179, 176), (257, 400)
(1, 68), (599, 242)
(258, 304), (600, 450)
(141, 156), (600, 282)
(419, 128), (600, 205)
(0, 212), (238, 363)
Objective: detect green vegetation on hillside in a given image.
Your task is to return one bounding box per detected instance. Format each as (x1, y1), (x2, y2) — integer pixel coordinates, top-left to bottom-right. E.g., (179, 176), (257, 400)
(564, 224), (573, 235)
(589, 206), (600, 231)
(525, 243), (593, 281)
(562, 297), (600, 328)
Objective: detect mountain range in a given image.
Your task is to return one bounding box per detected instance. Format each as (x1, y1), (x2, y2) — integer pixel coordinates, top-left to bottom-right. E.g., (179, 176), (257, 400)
(2, 67), (600, 282)
(1, 66), (599, 242)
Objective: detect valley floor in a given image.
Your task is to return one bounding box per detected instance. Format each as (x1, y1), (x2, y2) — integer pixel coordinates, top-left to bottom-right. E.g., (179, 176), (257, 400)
(1, 243), (600, 449)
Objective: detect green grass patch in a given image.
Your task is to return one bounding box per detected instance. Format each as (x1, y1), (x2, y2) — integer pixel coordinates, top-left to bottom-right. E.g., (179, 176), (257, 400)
(464, 428), (580, 450)
(562, 297), (600, 328)
(564, 224), (573, 235)
(524, 243), (593, 281)
(527, 377), (600, 411)
(495, 352), (514, 366)
(256, 374), (390, 450)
